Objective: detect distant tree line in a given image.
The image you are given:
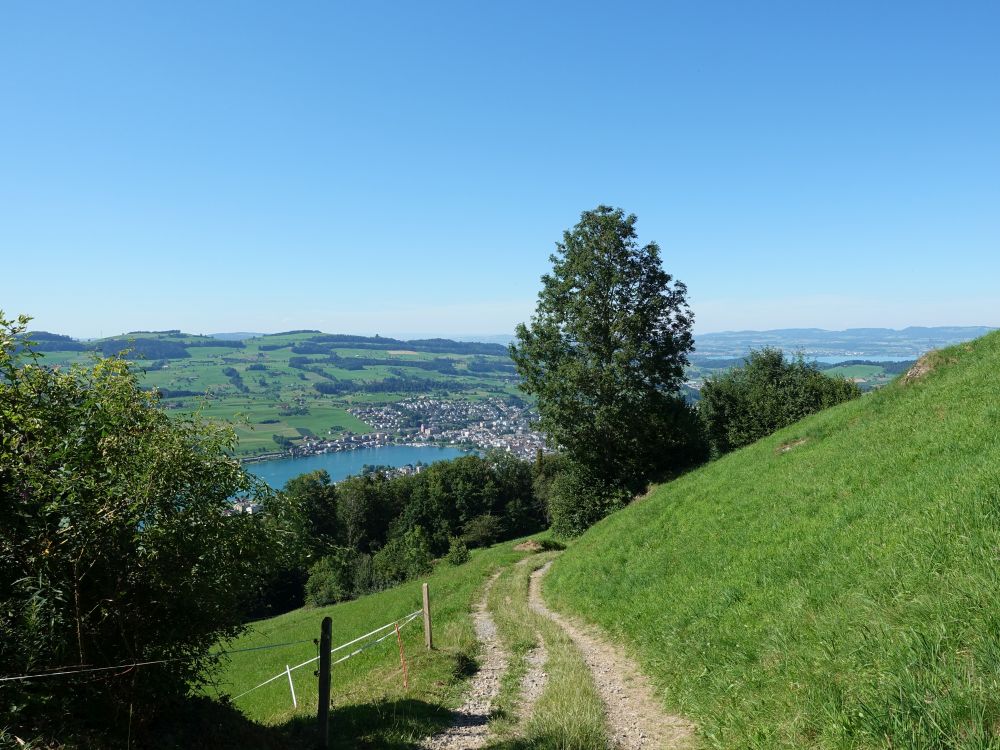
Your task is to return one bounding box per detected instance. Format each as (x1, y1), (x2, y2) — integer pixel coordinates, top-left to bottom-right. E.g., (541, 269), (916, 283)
(699, 347), (861, 456)
(258, 451), (552, 613)
(313, 375), (468, 396)
(19, 331), (87, 352)
(289, 348), (464, 374)
(259, 332), (508, 356)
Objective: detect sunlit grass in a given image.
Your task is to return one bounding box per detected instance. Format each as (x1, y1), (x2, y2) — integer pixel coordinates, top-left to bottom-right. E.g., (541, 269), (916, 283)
(546, 332), (1000, 748)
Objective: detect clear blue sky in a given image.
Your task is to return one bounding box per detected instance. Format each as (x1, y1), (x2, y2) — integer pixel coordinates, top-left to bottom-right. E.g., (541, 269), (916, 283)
(2, 1), (998, 338)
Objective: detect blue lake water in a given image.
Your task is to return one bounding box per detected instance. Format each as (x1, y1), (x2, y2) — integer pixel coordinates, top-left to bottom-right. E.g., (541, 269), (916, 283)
(244, 445), (470, 489)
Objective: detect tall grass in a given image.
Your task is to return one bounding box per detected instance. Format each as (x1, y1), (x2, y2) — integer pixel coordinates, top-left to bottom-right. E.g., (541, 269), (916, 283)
(545, 333), (1000, 748)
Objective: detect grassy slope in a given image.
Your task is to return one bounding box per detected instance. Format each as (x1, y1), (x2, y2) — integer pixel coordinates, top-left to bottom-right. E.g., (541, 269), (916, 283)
(212, 542), (530, 748)
(545, 333), (1000, 749)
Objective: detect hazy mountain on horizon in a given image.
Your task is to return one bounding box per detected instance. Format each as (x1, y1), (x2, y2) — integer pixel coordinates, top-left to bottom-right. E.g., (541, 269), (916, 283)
(693, 326), (996, 358)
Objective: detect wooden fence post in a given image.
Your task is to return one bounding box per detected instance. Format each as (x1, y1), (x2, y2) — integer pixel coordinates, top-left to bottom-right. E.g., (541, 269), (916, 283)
(422, 583), (433, 650)
(317, 616), (332, 749)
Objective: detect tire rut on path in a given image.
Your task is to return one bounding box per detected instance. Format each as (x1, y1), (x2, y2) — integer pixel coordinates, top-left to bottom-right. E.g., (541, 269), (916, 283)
(421, 571), (507, 750)
(529, 562), (695, 749)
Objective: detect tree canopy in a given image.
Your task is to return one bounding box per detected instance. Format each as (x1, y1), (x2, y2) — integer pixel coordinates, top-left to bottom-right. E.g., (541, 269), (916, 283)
(510, 206), (706, 493)
(0, 312), (283, 743)
(699, 347), (862, 456)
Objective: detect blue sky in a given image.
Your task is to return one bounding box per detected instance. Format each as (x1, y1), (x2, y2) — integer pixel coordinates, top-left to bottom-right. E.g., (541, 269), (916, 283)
(2, 1), (998, 338)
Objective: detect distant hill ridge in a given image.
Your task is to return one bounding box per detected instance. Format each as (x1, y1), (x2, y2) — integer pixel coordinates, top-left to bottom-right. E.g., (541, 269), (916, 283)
(694, 325), (995, 357)
(22, 329), (510, 357)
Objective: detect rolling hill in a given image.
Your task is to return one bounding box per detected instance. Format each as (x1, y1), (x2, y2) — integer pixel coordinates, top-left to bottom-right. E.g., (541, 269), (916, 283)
(24, 330), (522, 455)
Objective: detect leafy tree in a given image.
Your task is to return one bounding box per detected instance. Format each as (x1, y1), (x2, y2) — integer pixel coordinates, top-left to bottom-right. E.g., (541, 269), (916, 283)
(0, 313), (283, 743)
(372, 527), (433, 588)
(699, 347), (862, 456)
(445, 537), (470, 566)
(282, 470), (339, 559)
(304, 547), (359, 606)
(511, 206), (706, 494)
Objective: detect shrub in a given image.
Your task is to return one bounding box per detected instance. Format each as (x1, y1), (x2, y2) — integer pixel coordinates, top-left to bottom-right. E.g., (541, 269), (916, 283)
(372, 527), (433, 588)
(547, 462), (631, 538)
(304, 547), (358, 606)
(446, 537), (470, 565)
(462, 513), (504, 548)
(700, 347), (861, 456)
(0, 313), (283, 743)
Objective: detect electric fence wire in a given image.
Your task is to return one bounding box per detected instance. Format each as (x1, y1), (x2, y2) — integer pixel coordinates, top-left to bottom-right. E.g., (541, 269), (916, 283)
(0, 610), (414, 697)
(230, 609), (422, 701)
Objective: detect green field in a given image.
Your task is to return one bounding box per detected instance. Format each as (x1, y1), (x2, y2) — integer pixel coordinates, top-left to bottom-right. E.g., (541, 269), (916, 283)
(27, 331), (522, 455)
(543, 333), (1000, 748)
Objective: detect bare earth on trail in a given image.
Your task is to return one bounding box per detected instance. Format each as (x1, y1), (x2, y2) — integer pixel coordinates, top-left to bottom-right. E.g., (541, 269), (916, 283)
(529, 562), (696, 749)
(422, 572), (508, 750)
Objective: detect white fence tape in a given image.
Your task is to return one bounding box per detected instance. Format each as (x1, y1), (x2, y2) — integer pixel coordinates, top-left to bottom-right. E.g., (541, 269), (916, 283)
(231, 609), (423, 701)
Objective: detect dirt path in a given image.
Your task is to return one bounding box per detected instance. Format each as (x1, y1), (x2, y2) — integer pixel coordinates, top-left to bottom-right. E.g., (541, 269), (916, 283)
(529, 562), (695, 749)
(422, 572), (508, 750)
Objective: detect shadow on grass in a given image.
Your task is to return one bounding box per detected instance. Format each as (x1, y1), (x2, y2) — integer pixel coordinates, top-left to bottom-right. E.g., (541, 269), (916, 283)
(144, 694), (455, 750)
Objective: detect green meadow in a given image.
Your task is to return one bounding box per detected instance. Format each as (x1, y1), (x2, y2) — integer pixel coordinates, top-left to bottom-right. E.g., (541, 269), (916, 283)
(544, 332), (1000, 748)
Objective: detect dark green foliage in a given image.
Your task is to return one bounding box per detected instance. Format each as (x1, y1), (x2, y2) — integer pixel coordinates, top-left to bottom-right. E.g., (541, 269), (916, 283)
(372, 527), (433, 588)
(98, 337), (191, 359)
(445, 537), (470, 565)
(262, 452), (546, 609)
(699, 347), (861, 456)
(304, 548), (359, 606)
(314, 375), (470, 396)
(462, 513), (504, 548)
(546, 461), (632, 538)
(511, 206), (705, 501)
(276, 332), (508, 356)
(272, 434), (295, 448)
(337, 475), (397, 554)
(0, 313), (285, 744)
(281, 470), (339, 558)
(20, 330), (86, 351)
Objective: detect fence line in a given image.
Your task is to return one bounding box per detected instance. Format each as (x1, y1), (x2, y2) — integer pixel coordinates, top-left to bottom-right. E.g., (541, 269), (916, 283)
(231, 609), (422, 701)
(0, 636), (321, 685)
(0, 608), (419, 686)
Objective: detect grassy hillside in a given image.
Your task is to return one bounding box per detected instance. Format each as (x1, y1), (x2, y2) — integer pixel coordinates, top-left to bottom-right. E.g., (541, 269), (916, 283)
(544, 332), (1000, 748)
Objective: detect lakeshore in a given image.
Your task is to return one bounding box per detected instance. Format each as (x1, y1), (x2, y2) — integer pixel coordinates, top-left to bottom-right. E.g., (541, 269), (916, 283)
(243, 444), (470, 489)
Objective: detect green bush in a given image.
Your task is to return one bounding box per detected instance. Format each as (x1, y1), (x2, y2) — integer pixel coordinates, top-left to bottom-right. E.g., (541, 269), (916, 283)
(547, 462), (631, 538)
(445, 537), (470, 565)
(0, 313), (283, 744)
(304, 547), (358, 606)
(372, 527), (433, 588)
(461, 513), (504, 548)
(700, 347), (861, 456)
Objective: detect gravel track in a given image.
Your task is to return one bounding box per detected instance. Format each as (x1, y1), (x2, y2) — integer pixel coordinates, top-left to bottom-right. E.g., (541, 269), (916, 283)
(421, 572), (507, 750)
(529, 562), (695, 749)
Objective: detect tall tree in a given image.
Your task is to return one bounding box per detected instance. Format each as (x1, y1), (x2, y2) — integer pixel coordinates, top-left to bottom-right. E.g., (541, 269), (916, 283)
(510, 206), (706, 492)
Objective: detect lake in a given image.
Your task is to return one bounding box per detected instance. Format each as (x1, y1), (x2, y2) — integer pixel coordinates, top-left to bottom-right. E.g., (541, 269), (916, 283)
(243, 445), (470, 489)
